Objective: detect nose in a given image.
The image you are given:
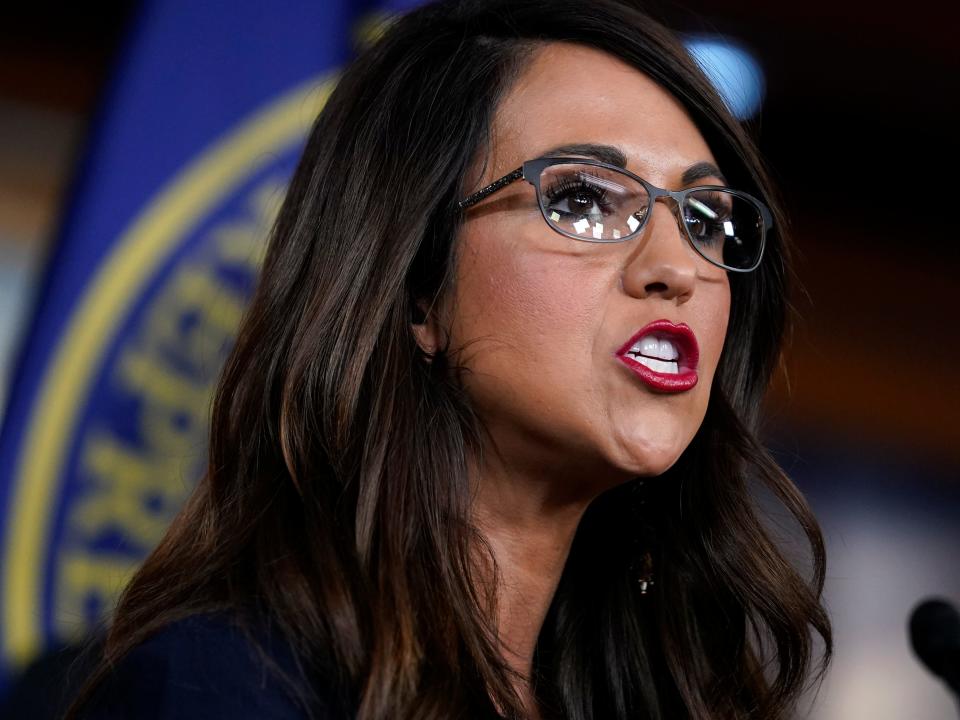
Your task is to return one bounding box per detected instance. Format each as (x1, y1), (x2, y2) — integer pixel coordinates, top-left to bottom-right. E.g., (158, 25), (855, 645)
(620, 199), (698, 302)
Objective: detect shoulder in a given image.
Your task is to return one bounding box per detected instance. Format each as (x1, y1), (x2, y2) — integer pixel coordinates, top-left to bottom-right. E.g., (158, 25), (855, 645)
(81, 612), (344, 719)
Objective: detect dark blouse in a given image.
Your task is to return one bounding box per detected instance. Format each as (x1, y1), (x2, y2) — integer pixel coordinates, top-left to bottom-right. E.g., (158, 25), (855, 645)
(78, 613), (348, 719)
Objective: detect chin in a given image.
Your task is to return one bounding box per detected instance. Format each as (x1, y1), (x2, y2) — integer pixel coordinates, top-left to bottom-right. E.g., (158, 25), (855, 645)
(608, 432), (688, 479)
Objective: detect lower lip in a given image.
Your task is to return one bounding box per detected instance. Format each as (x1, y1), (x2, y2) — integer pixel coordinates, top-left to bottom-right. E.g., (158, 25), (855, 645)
(616, 354), (699, 393)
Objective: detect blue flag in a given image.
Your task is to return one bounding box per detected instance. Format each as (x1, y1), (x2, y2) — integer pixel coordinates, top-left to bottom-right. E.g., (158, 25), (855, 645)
(0, 0), (423, 696)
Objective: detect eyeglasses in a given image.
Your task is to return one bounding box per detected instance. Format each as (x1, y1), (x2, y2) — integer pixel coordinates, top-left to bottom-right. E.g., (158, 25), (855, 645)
(457, 156), (772, 273)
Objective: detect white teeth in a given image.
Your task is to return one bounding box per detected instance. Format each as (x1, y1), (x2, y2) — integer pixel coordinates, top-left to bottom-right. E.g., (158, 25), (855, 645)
(658, 338), (679, 361)
(632, 356), (679, 374)
(629, 335), (680, 361)
(638, 336), (659, 357)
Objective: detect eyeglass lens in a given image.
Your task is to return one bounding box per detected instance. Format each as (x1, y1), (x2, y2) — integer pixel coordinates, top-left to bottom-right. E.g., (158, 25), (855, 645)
(537, 163), (763, 271)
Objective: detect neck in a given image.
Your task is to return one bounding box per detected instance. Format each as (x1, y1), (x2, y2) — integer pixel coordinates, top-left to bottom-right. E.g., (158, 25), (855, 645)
(474, 493), (582, 676)
(470, 445), (626, 718)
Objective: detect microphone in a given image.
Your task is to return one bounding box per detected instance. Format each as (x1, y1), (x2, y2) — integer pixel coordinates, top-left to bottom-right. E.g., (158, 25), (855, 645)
(909, 597), (960, 705)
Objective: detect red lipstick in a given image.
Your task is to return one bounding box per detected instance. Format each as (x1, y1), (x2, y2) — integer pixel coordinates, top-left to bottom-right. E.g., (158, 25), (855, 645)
(614, 319), (700, 393)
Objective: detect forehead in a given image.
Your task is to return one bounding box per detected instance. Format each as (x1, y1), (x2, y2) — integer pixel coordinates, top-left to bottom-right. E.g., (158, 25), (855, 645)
(486, 42), (718, 187)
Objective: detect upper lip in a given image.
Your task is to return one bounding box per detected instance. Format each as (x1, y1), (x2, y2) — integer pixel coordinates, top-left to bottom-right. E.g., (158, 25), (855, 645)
(615, 319), (700, 371)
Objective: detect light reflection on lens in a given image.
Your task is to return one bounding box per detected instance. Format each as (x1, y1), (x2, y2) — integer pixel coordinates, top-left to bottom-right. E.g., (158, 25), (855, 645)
(536, 162), (765, 271)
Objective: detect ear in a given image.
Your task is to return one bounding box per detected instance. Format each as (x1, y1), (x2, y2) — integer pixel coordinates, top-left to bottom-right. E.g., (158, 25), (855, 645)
(410, 298), (443, 358)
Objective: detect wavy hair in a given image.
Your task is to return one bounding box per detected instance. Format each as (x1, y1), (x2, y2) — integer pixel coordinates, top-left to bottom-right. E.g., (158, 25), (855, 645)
(67, 0), (831, 718)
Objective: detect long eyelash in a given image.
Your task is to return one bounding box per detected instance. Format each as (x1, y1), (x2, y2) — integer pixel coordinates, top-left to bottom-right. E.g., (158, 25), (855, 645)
(544, 176), (610, 204)
(691, 191), (733, 215)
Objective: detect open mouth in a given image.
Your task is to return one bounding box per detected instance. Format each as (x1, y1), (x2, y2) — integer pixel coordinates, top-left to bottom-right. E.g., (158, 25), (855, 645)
(614, 319), (700, 392)
(624, 333), (686, 374)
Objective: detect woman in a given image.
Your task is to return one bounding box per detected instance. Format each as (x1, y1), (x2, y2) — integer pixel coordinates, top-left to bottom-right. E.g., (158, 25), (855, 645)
(68, 0), (832, 717)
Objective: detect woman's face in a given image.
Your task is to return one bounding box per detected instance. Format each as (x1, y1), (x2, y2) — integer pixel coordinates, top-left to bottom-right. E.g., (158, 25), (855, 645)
(421, 42), (731, 489)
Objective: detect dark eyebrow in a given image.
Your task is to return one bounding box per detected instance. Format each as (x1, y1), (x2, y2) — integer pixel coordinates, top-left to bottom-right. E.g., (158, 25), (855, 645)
(538, 142), (727, 186)
(539, 142), (628, 167)
(681, 161), (727, 186)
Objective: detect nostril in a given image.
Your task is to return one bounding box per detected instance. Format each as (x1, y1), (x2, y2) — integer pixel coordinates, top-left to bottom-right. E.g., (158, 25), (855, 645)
(644, 281), (669, 294)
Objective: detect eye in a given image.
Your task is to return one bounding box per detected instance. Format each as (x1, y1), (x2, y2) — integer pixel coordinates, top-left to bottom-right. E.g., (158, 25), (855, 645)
(543, 175), (614, 219)
(684, 193), (732, 245)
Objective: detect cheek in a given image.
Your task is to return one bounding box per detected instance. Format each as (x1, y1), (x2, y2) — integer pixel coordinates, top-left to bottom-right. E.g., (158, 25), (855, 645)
(703, 279), (731, 380)
(501, 257), (601, 349)
(448, 229), (605, 404)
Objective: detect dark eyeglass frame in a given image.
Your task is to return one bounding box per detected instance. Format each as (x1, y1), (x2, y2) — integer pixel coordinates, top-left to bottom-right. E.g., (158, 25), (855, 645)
(457, 156), (773, 273)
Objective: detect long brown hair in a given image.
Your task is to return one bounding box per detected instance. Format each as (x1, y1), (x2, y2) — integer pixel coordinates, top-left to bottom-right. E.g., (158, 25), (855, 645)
(67, 0), (831, 718)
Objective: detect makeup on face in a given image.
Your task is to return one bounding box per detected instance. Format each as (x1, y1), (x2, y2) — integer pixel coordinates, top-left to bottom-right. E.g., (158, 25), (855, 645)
(448, 42), (729, 482)
(614, 319), (700, 393)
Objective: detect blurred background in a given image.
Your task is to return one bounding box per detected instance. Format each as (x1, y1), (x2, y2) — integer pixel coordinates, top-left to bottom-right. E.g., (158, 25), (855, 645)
(0, 0), (956, 717)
